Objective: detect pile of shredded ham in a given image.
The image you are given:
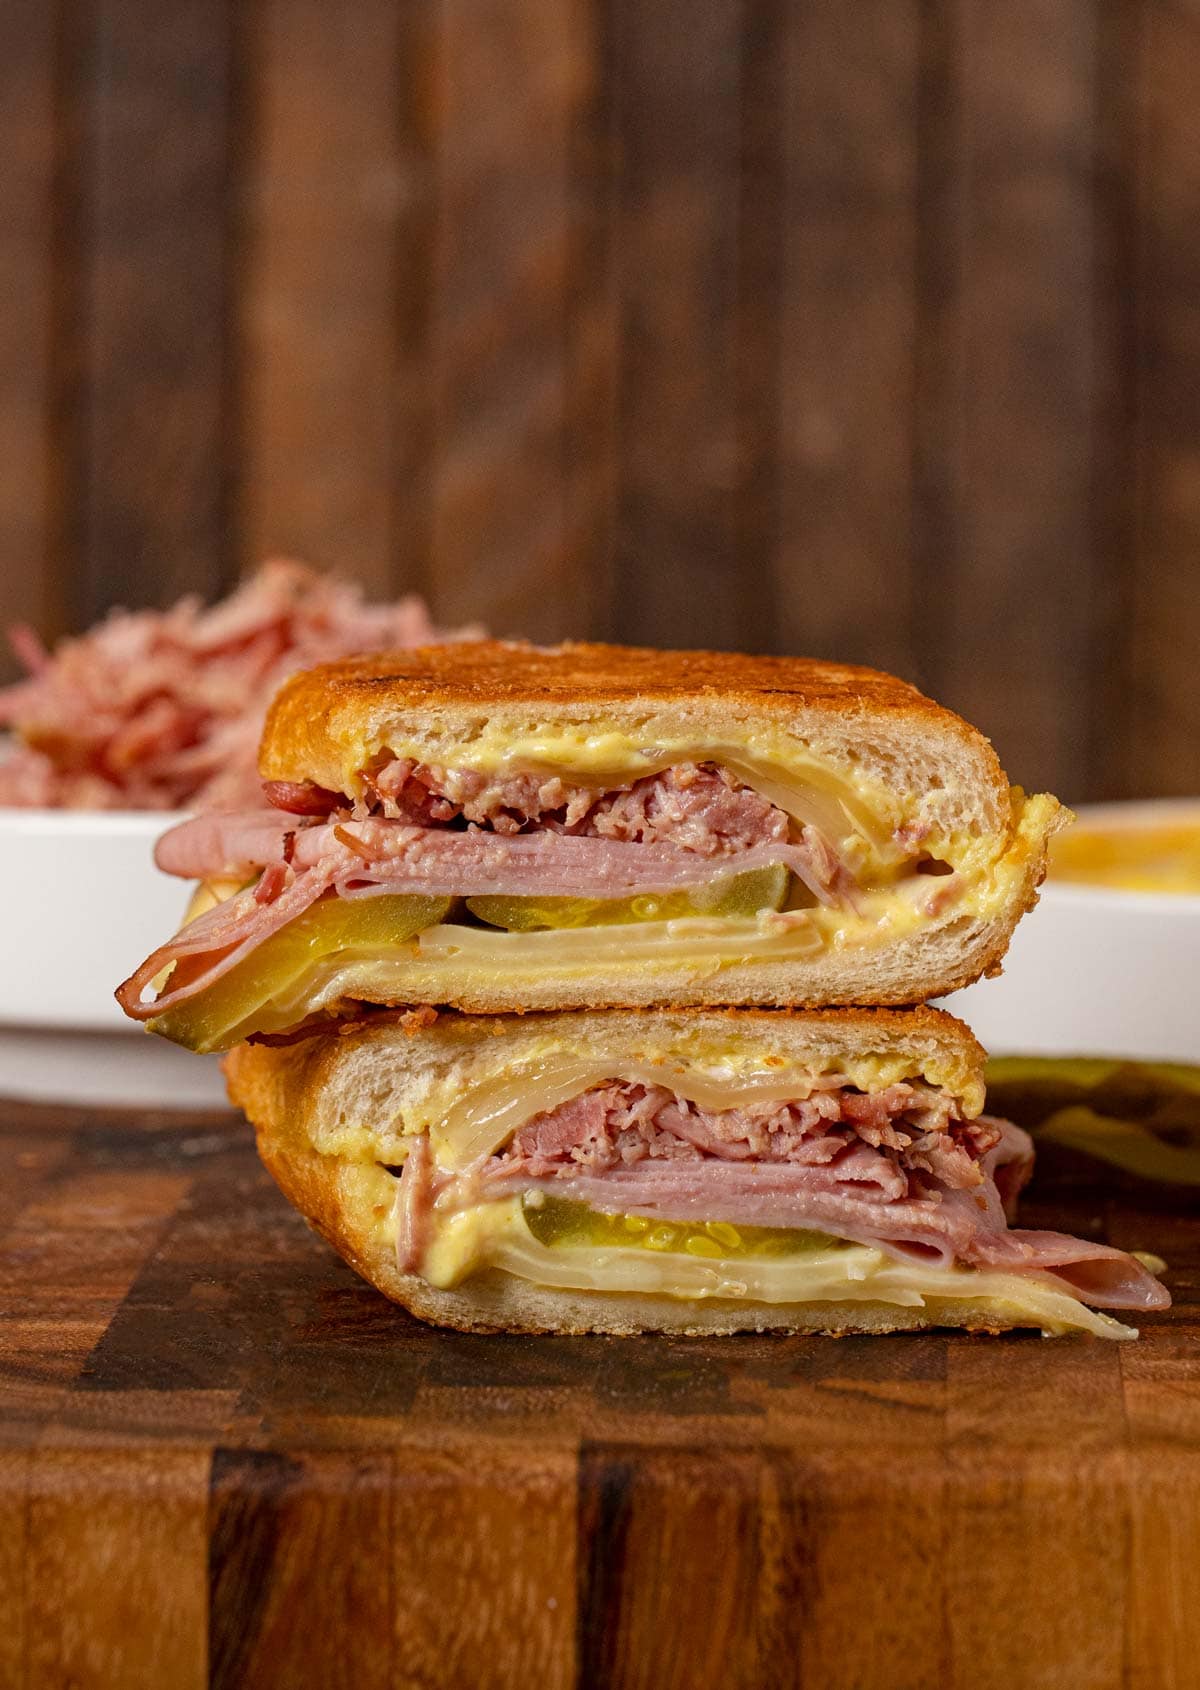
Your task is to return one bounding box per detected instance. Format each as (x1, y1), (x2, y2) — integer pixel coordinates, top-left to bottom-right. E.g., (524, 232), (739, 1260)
(0, 560), (479, 813)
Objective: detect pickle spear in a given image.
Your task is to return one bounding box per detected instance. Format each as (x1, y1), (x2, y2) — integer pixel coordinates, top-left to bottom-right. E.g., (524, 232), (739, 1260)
(522, 1195), (845, 1256)
(150, 892), (452, 1053)
(465, 863), (790, 932)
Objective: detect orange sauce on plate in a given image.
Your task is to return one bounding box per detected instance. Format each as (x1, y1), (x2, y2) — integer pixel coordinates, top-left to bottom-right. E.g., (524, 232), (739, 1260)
(1050, 816), (1200, 893)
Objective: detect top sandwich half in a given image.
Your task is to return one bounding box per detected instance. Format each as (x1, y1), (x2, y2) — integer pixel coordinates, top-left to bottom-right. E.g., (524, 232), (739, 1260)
(117, 641), (1067, 1049)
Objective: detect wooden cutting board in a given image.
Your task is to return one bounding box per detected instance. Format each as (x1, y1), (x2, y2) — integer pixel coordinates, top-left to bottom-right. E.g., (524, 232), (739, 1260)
(1, 1072), (1197, 1690)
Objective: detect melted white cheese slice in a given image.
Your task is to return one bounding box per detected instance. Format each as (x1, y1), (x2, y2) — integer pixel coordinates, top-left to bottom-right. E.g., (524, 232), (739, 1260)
(407, 1200), (1133, 1339)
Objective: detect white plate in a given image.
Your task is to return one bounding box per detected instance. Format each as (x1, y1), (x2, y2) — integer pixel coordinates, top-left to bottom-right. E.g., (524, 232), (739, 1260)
(0, 808), (190, 1030)
(0, 1026), (226, 1108)
(0, 808), (228, 1105)
(943, 800), (1200, 1062)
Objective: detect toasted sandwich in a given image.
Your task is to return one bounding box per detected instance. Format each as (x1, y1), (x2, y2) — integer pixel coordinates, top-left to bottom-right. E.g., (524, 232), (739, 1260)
(118, 643), (1065, 1048)
(224, 1006), (1167, 1338)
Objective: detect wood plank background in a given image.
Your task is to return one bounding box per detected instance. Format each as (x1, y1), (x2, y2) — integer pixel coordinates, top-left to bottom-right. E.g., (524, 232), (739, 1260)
(2, 0), (1199, 801)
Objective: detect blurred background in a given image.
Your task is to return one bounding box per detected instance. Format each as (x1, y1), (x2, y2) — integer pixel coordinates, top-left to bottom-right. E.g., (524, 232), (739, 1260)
(1, 0), (1197, 802)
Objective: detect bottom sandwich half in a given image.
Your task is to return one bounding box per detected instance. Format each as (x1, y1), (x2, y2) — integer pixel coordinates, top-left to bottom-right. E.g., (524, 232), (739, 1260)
(224, 1006), (1170, 1339)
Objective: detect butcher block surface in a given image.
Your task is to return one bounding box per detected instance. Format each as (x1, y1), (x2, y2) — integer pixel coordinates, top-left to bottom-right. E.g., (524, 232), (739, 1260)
(1, 1070), (1197, 1690)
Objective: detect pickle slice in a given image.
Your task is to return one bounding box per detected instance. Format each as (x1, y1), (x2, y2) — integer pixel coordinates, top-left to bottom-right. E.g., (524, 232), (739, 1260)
(521, 1194), (846, 1257)
(466, 863), (790, 932)
(149, 892), (452, 1053)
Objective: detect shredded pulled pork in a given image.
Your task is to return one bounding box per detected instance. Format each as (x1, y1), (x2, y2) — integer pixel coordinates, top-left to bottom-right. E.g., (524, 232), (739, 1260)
(0, 560), (478, 812)
(155, 762), (851, 894)
(360, 759), (791, 854)
(494, 1080), (994, 1194)
(183, 763), (818, 877)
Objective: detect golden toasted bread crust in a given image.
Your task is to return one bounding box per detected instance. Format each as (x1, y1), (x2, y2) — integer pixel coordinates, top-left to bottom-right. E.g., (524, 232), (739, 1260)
(268, 639), (946, 718)
(248, 998), (980, 1048)
(259, 640), (1004, 805)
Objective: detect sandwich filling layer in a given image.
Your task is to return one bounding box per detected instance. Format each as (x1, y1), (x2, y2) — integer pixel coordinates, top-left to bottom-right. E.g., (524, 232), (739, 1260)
(118, 758), (1058, 1047)
(366, 1072), (1167, 1338)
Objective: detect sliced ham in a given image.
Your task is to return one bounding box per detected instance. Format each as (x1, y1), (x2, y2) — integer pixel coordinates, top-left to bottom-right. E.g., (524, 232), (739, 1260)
(401, 1087), (1168, 1315)
(155, 809), (831, 897)
(964, 1227), (1167, 1307)
(154, 809), (297, 878)
(156, 763), (844, 900)
(116, 853), (346, 1018)
(395, 1133), (434, 1273)
(122, 794), (850, 1019)
(118, 754), (869, 1021)
(312, 824), (835, 899)
(483, 1161), (985, 1257)
(155, 761), (851, 893)
(488, 1162), (1168, 1311)
(478, 1089), (1024, 1255)
(118, 830), (805, 1021)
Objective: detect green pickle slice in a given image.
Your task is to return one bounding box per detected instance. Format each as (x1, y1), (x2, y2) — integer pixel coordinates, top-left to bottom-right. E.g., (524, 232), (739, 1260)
(522, 1194), (847, 1258)
(150, 892), (452, 1053)
(466, 862), (790, 932)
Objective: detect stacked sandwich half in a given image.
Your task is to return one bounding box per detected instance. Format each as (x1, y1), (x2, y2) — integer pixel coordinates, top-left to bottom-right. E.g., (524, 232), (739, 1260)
(119, 643), (1169, 1337)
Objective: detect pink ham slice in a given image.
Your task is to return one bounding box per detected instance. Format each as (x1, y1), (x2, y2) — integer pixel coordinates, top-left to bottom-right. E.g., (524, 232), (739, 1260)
(154, 809), (296, 878)
(315, 825), (833, 898)
(494, 1162), (1166, 1311)
(116, 853), (346, 1018)
(152, 809), (838, 900)
(395, 1133), (434, 1273)
(122, 756), (858, 1022)
(122, 815), (836, 1020)
(964, 1226), (1167, 1307)
(449, 1110), (1168, 1314)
